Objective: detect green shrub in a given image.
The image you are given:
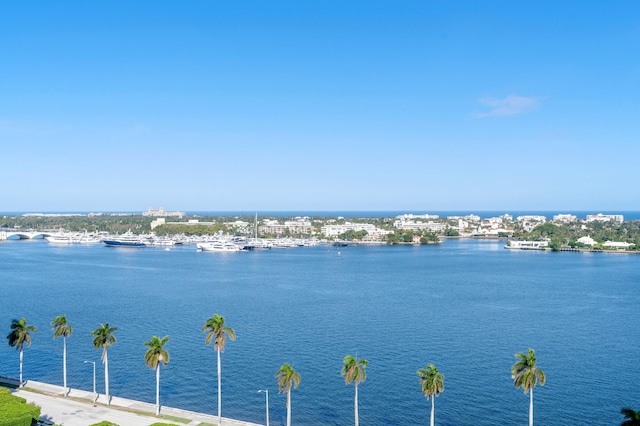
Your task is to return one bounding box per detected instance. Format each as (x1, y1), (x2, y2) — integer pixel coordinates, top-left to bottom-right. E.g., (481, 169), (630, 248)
(89, 422), (119, 426)
(0, 388), (41, 426)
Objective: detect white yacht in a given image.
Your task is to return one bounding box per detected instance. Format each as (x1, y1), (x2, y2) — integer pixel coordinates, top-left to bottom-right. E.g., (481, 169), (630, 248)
(45, 233), (76, 244)
(46, 231), (102, 244)
(196, 240), (242, 252)
(103, 231), (147, 248)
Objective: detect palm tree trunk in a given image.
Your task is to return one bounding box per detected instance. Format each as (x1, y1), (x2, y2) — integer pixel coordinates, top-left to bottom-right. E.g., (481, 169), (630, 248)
(104, 349), (110, 405)
(354, 383), (359, 426)
(19, 348), (23, 386)
(217, 348), (222, 426)
(286, 389), (291, 426)
(430, 396), (435, 426)
(529, 388), (533, 426)
(156, 365), (160, 416)
(63, 336), (67, 395)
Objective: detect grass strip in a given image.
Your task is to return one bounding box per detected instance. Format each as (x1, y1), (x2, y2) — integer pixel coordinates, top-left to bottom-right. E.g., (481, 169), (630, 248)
(137, 411), (190, 424)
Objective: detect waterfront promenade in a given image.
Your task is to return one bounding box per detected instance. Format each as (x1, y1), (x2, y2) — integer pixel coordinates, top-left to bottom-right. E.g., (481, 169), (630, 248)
(1, 378), (263, 426)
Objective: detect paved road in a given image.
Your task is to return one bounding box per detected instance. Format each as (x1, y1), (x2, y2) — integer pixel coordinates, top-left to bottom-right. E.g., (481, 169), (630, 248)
(14, 390), (160, 426)
(3, 380), (264, 426)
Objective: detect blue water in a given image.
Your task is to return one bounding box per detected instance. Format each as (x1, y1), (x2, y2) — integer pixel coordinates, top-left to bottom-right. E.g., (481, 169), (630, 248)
(1, 239), (639, 425)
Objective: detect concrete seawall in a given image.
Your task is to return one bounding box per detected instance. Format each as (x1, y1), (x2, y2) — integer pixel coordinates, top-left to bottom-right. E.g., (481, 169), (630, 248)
(1, 378), (264, 426)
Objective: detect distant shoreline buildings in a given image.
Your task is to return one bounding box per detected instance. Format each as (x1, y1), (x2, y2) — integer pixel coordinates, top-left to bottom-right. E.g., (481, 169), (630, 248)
(142, 206), (186, 219)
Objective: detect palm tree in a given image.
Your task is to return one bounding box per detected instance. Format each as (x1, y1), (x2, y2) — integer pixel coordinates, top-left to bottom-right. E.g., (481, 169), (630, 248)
(6, 317), (38, 386)
(275, 363), (300, 426)
(202, 313), (236, 426)
(512, 348), (546, 426)
(52, 315), (73, 395)
(417, 363), (445, 426)
(341, 355), (368, 426)
(621, 407), (640, 426)
(91, 323), (117, 405)
(144, 335), (170, 416)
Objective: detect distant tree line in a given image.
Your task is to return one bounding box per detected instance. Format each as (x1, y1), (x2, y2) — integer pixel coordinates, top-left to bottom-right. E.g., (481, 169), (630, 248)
(517, 221), (640, 250)
(386, 230), (440, 244)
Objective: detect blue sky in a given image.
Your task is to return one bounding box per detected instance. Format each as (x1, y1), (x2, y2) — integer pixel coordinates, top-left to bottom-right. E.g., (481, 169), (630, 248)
(1, 1), (639, 212)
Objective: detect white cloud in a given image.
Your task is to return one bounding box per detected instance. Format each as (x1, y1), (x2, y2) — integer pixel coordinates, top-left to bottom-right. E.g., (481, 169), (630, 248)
(474, 95), (541, 118)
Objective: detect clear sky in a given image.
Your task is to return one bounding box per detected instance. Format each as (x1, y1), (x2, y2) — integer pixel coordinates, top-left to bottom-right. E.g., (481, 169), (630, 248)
(1, 1), (639, 212)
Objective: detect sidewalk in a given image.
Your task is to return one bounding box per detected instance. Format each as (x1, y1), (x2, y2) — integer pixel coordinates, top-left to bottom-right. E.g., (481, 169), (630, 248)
(1, 378), (264, 426)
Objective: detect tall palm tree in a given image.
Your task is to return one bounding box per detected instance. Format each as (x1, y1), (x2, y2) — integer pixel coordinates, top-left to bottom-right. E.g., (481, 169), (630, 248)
(275, 363), (300, 426)
(144, 335), (170, 416)
(202, 313), (236, 426)
(6, 317), (38, 386)
(512, 348), (546, 426)
(417, 363), (445, 426)
(91, 323), (118, 405)
(341, 355), (368, 426)
(621, 407), (640, 426)
(52, 315), (73, 395)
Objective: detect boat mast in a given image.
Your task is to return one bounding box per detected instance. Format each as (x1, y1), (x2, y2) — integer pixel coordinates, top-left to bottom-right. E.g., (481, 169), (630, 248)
(255, 213), (258, 239)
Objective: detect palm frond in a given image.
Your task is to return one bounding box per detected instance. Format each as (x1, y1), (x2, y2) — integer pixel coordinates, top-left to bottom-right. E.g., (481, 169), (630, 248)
(417, 363), (445, 399)
(275, 363), (301, 393)
(91, 323), (118, 351)
(52, 315), (73, 338)
(341, 355), (368, 386)
(512, 348), (545, 393)
(144, 335), (170, 369)
(621, 407), (640, 425)
(202, 313), (235, 353)
(6, 317), (37, 351)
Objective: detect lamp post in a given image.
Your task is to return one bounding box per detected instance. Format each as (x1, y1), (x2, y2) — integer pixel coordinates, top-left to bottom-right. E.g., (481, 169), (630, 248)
(258, 389), (269, 426)
(84, 360), (96, 404)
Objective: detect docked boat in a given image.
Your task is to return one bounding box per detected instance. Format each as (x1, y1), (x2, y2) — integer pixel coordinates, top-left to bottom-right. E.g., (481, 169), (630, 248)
(45, 231), (101, 244)
(246, 238), (272, 250)
(45, 233), (77, 244)
(196, 241), (242, 252)
(146, 237), (177, 247)
(76, 234), (101, 244)
(103, 232), (147, 248)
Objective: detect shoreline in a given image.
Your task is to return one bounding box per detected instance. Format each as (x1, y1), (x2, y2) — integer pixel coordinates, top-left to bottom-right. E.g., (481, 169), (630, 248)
(504, 245), (640, 254)
(0, 378), (262, 426)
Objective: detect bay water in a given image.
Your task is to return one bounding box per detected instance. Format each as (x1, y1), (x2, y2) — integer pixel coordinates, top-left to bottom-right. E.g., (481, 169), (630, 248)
(1, 239), (639, 425)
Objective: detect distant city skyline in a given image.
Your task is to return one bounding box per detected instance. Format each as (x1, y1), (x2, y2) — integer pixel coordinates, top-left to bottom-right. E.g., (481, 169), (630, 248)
(2, 2), (639, 211)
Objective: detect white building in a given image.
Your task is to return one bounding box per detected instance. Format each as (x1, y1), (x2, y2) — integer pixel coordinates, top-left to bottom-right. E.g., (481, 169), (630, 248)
(260, 220), (313, 235)
(553, 214), (577, 223)
(477, 227), (514, 237)
(394, 220), (444, 232)
(447, 214), (481, 222)
(143, 207), (186, 218)
(396, 213), (440, 220)
(321, 223), (380, 237)
(586, 213), (624, 224)
(603, 241), (635, 249)
(516, 215), (547, 223)
(576, 236), (597, 246)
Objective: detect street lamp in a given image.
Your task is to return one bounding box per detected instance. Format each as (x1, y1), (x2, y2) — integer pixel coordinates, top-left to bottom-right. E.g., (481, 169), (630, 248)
(84, 360), (96, 404)
(258, 389), (269, 426)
